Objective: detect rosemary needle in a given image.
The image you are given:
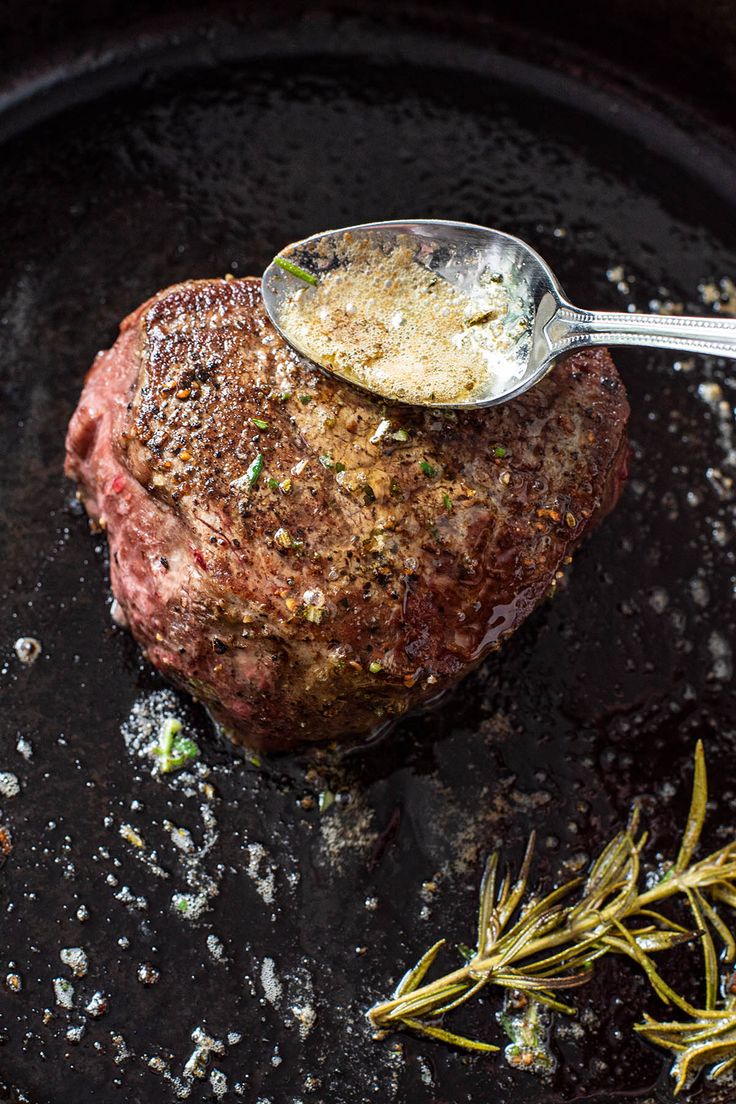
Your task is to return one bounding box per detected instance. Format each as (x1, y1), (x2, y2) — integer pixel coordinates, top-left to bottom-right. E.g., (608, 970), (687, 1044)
(368, 741), (736, 1095)
(273, 255), (318, 286)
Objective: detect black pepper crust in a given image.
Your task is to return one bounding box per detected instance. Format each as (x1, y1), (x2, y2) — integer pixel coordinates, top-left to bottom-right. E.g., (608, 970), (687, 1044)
(65, 276), (629, 751)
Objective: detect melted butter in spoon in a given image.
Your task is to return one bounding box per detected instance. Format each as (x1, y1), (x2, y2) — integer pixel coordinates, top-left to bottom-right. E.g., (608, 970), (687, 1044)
(277, 233), (527, 405)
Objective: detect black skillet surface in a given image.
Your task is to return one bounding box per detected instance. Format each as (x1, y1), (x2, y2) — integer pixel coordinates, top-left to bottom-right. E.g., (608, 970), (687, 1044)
(2, 7), (736, 1104)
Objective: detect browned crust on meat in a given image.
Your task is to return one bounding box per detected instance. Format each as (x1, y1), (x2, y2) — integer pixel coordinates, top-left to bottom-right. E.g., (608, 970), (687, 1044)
(65, 276), (629, 751)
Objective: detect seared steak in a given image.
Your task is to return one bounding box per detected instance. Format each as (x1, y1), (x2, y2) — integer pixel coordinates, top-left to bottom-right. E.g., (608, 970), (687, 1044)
(65, 277), (629, 752)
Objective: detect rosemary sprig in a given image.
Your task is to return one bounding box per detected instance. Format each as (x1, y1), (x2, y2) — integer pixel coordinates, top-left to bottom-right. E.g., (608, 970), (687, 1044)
(368, 741), (736, 1093)
(636, 996), (736, 1094)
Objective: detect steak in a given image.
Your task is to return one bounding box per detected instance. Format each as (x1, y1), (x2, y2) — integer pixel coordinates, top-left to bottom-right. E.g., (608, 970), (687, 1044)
(65, 276), (629, 753)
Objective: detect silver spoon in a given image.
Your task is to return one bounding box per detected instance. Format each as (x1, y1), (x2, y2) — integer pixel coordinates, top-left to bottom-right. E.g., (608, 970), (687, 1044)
(262, 219), (736, 409)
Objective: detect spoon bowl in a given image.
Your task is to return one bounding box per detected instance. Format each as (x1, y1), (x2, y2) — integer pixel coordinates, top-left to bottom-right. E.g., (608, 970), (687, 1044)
(263, 219), (736, 408)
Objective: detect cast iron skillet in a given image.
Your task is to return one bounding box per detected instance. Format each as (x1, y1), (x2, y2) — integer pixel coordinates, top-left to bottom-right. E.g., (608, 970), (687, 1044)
(2, 3), (736, 1102)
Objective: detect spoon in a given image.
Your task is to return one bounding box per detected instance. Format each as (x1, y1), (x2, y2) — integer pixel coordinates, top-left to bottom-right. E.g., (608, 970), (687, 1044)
(262, 219), (736, 409)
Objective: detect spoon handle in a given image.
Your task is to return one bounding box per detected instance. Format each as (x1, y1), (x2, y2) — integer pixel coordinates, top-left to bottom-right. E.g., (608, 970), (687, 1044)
(550, 303), (736, 361)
